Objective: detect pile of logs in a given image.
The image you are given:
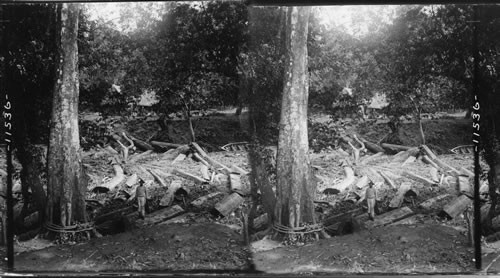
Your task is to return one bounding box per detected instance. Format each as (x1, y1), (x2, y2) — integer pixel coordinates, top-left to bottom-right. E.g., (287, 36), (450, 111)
(316, 134), (478, 233)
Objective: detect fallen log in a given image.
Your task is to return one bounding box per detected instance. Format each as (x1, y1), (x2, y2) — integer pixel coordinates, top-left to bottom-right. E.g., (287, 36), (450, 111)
(160, 144), (191, 161)
(230, 173), (248, 195)
(421, 145), (460, 176)
(158, 212), (196, 225)
(150, 141), (182, 150)
(458, 175), (471, 194)
(440, 194), (472, 219)
(401, 170), (435, 186)
(214, 192), (245, 217)
(148, 169), (168, 187)
(401, 156), (416, 167)
(379, 171), (396, 189)
(92, 163), (125, 192)
(388, 214), (423, 226)
(360, 152), (384, 165)
(389, 182), (412, 209)
(172, 153), (187, 164)
(391, 147), (419, 163)
(355, 176), (370, 190)
(323, 208), (363, 227)
(125, 134), (154, 151)
(159, 180), (183, 207)
(128, 150), (154, 164)
(330, 167), (355, 192)
(200, 165), (210, 180)
(125, 174), (138, 187)
(149, 166), (206, 184)
(231, 165), (249, 176)
(358, 136), (385, 153)
(192, 152), (210, 166)
(460, 167), (474, 178)
(191, 142), (232, 174)
(140, 205), (185, 226)
(94, 206), (135, 225)
(381, 143), (412, 153)
(421, 155), (440, 169)
(191, 192), (224, 208)
(366, 206), (414, 229)
(430, 167), (439, 183)
(253, 213), (269, 231)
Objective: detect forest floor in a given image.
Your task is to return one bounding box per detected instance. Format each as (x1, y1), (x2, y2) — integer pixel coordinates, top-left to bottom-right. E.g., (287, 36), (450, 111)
(7, 109), (498, 274)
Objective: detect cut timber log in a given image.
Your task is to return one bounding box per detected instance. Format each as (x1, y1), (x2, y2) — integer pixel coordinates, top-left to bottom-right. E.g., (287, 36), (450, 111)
(128, 134), (154, 151)
(430, 167), (439, 183)
(230, 173), (248, 195)
(253, 213), (269, 231)
(150, 141), (183, 150)
(388, 214), (423, 226)
(418, 194), (451, 210)
(366, 206), (414, 229)
(389, 182), (412, 209)
(192, 152), (210, 166)
(402, 170), (435, 186)
(172, 168), (207, 184)
(358, 136), (385, 153)
(149, 169), (168, 187)
(460, 167), (474, 178)
(330, 167), (355, 192)
(421, 145), (460, 176)
(214, 193), (245, 217)
(159, 180), (183, 207)
(140, 205), (185, 226)
(379, 171), (396, 189)
(323, 208), (363, 227)
(191, 142), (231, 173)
(355, 176), (370, 190)
(401, 156), (416, 167)
(128, 150), (154, 163)
(93, 163), (125, 192)
(360, 152), (384, 165)
(458, 175), (471, 194)
(191, 192), (224, 208)
(381, 143), (412, 153)
(441, 194), (472, 219)
(172, 153), (186, 164)
(421, 155), (440, 169)
(125, 174), (138, 187)
(231, 165), (249, 176)
(200, 165), (210, 180)
(391, 147), (419, 163)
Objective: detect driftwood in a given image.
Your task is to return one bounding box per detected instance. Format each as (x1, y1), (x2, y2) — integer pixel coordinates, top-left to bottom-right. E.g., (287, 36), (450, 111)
(93, 163), (125, 192)
(127, 133), (154, 151)
(389, 182), (412, 209)
(150, 141), (182, 150)
(441, 194), (472, 219)
(418, 194), (450, 210)
(381, 143), (412, 153)
(191, 192), (224, 208)
(214, 193), (245, 217)
(160, 180), (183, 207)
(330, 167), (355, 192)
(366, 206), (414, 229)
(139, 205), (185, 226)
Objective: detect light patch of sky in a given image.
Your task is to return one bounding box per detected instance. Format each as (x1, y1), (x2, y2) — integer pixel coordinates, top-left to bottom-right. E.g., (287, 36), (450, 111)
(316, 5), (399, 37)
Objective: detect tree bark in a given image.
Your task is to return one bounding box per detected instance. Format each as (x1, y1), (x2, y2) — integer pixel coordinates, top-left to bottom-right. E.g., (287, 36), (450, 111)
(275, 6), (315, 228)
(46, 3), (87, 226)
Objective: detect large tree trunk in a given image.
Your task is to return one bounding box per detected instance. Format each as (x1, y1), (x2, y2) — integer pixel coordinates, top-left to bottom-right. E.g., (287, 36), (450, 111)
(46, 3), (87, 227)
(275, 6), (315, 228)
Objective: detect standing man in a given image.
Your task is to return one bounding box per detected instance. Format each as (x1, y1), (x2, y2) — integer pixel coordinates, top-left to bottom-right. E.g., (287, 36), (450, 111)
(366, 182), (378, 220)
(136, 179), (147, 219)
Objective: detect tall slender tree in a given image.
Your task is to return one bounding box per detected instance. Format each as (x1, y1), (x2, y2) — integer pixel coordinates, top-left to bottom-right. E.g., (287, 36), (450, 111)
(46, 3), (87, 227)
(275, 6), (315, 228)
